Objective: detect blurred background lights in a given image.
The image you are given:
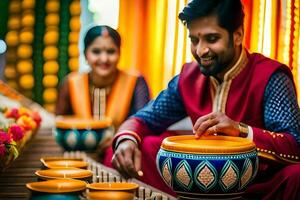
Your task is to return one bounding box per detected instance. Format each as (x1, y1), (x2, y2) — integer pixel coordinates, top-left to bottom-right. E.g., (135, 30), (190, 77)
(87, 0), (119, 29)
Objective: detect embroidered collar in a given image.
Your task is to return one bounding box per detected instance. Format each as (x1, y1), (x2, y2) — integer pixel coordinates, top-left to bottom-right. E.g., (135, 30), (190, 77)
(209, 47), (249, 112)
(223, 47), (248, 81)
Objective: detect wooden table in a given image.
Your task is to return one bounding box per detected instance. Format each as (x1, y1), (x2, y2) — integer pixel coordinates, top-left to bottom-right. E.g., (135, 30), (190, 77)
(0, 128), (177, 200)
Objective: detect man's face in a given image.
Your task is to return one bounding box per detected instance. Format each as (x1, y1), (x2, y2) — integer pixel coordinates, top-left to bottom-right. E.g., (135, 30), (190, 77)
(188, 15), (242, 76)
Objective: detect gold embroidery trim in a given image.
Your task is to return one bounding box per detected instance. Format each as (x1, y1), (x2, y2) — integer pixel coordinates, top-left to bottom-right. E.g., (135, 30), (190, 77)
(258, 130), (300, 164)
(257, 147), (299, 164)
(211, 48), (248, 112)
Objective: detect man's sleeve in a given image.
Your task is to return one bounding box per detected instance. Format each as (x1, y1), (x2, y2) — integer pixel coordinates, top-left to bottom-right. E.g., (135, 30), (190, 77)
(55, 76), (72, 115)
(251, 71), (300, 164)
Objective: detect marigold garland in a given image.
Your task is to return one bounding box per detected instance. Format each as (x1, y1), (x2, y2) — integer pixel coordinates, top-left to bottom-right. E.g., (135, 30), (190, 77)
(0, 106), (42, 169)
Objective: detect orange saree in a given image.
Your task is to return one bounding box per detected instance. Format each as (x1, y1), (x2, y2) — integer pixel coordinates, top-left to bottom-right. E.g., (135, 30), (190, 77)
(68, 70), (138, 128)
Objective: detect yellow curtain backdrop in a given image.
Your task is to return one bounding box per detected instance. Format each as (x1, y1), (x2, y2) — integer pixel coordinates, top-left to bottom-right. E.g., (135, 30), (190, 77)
(248, 0), (300, 103)
(117, 0), (146, 74)
(118, 0), (190, 97)
(118, 0), (300, 101)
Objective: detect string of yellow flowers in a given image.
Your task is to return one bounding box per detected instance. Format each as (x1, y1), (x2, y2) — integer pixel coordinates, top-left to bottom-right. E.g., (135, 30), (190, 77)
(42, 0), (60, 113)
(4, 0), (22, 90)
(68, 0), (81, 72)
(17, 0), (35, 98)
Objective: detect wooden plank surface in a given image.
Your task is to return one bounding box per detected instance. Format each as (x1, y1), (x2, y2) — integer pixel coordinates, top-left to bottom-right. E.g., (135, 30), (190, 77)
(0, 128), (63, 199)
(0, 128), (177, 200)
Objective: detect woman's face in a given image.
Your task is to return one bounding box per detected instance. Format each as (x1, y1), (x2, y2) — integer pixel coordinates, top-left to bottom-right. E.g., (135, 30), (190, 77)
(85, 35), (120, 78)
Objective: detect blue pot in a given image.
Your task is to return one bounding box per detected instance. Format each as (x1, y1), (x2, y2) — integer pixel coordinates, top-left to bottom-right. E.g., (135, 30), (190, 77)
(29, 191), (81, 200)
(54, 128), (106, 151)
(54, 117), (112, 151)
(156, 135), (258, 199)
(26, 179), (86, 200)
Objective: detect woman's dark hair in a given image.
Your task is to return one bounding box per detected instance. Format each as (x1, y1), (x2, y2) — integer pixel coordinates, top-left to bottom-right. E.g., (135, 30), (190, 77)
(178, 0), (244, 34)
(83, 25), (121, 53)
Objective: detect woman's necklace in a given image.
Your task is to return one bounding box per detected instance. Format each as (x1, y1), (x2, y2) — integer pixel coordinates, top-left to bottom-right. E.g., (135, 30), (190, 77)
(90, 71), (118, 120)
(92, 87), (106, 120)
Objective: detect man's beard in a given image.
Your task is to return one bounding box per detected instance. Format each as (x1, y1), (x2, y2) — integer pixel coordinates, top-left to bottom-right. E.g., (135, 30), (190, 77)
(196, 34), (235, 77)
(196, 56), (225, 76)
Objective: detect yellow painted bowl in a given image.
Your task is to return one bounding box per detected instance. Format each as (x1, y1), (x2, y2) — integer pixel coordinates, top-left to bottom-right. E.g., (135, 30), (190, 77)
(40, 157), (88, 169)
(87, 182), (139, 200)
(26, 179), (86, 200)
(54, 116), (112, 151)
(156, 135), (258, 199)
(35, 168), (93, 182)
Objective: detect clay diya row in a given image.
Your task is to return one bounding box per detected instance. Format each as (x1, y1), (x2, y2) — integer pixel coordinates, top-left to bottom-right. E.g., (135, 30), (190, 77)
(27, 180), (140, 200)
(156, 135), (258, 200)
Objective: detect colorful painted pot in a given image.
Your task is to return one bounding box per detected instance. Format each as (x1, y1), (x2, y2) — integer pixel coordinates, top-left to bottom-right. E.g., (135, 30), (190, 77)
(54, 117), (112, 151)
(87, 182), (139, 200)
(156, 135), (258, 200)
(26, 179), (86, 200)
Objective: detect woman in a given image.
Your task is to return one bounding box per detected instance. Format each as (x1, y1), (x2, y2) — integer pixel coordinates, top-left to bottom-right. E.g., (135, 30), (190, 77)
(55, 25), (150, 129)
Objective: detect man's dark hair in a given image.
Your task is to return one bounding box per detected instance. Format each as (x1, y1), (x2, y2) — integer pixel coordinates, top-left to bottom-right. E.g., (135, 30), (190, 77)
(84, 25), (121, 53)
(178, 0), (244, 34)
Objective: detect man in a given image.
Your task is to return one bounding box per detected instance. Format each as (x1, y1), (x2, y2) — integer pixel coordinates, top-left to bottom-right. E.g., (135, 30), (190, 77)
(105, 0), (300, 199)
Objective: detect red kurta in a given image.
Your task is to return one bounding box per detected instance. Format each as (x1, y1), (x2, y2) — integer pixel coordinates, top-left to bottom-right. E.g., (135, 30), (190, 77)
(104, 49), (300, 199)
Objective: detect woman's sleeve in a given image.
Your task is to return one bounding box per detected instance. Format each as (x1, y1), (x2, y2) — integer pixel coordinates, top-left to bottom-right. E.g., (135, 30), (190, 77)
(129, 76), (151, 115)
(55, 77), (73, 115)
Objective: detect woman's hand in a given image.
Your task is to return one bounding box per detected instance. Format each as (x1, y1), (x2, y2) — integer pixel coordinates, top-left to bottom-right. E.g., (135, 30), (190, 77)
(111, 140), (142, 179)
(193, 111), (240, 138)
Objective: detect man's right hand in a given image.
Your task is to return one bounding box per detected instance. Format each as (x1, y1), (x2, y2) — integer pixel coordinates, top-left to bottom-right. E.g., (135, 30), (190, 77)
(111, 139), (142, 179)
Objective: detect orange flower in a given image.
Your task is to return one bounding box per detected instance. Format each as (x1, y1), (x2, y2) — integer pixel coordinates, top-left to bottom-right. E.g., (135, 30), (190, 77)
(16, 115), (37, 131)
(30, 111), (42, 127)
(18, 107), (30, 117)
(2, 107), (41, 129)
(4, 108), (19, 119)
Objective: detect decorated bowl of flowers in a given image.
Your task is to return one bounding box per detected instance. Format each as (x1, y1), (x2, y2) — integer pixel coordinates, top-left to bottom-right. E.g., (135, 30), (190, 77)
(0, 131), (18, 170)
(54, 116), (112, 151)
(0, 107), (41, 170)
(4, 107), (42, 136)
(156, 135), (258, 200)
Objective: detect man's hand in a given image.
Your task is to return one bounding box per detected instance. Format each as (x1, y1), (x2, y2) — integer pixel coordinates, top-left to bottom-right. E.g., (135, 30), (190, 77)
(111, 140), (142, 179)
(193, 111), (240, 138)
